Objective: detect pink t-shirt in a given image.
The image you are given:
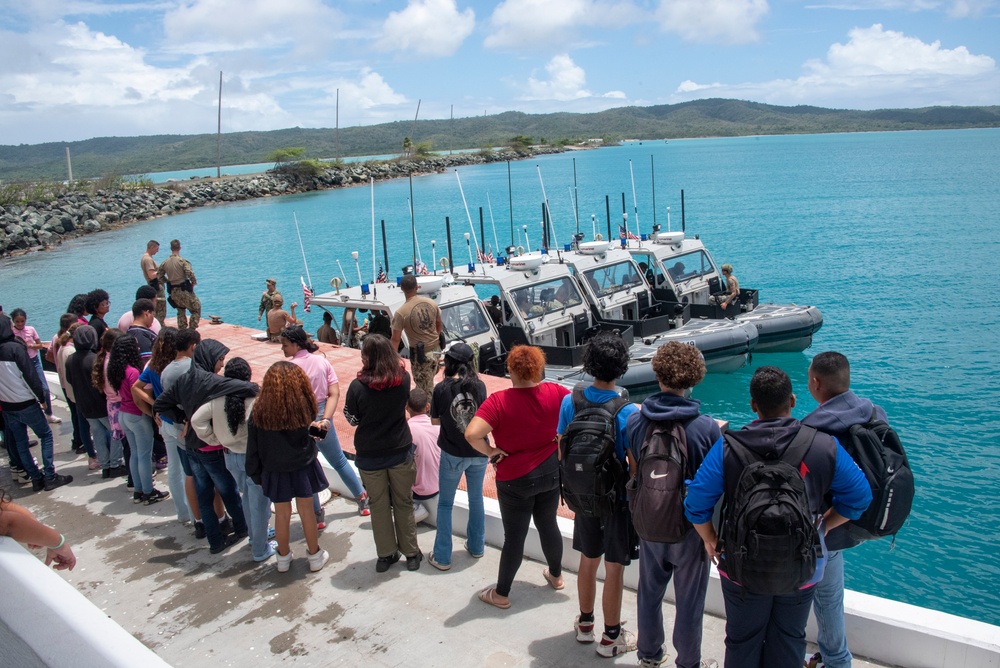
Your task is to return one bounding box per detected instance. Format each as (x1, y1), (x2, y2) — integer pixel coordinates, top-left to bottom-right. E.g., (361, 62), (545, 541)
(290, 349), (338, 404)
(12, 325), (40, 359)
(407, 414), (441, 496)
(118, 366), (143, 416)
(117, 312), (161, 335)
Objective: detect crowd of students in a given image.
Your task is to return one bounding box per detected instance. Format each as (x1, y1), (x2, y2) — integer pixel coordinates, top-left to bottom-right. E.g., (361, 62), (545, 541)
(1, 285), (886, 668)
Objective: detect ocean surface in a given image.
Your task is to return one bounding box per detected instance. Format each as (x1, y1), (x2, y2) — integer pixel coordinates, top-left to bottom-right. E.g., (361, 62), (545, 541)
(4, 129), (1000, 625)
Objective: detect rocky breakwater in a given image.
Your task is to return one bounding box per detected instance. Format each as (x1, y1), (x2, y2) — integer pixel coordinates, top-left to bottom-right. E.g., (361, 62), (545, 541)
(0, 146), (566, 259)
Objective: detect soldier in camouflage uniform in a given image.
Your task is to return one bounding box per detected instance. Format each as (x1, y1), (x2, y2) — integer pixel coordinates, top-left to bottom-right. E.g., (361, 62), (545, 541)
(157, 239), (201, 329)
(390, 275), (442, 396)
(140, 240), (167, 326)
(258, 278), (282, 322)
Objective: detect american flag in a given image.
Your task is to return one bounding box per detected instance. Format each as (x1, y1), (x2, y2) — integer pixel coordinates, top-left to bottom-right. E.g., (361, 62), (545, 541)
(375, 262), (388, 283)
(619, 225), (639, 241)
(476, 247), (494, 264)
(415, 259), (429, 275)
(300, 276), (312, 313)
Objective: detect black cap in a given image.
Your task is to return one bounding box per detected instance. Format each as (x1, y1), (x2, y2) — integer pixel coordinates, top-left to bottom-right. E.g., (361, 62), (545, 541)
(443, 341), (474, 364)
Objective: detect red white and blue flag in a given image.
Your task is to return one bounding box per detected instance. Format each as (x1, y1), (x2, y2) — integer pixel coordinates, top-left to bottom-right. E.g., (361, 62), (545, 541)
(415, 259), (429, 275)
(619, 225), (639, 241)
(300, 276), (312, 313)
(476, 246), (494, 264)
(376, 262), (388, 283)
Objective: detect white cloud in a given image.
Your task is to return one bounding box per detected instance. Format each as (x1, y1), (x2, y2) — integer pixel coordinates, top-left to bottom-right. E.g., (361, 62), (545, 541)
(655, 0), (769, 45)
(521, 54), (626, 104)
(672, 24), (1000, 108)
(802, 0), (996, 16)
(485, 0), (640, 50)
(163, 0), (343, 55)
(375, 0), (475, 57)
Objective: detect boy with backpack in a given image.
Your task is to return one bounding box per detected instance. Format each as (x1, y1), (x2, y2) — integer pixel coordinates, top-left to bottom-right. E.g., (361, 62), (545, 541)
(802, 352), (912, 668)
(684, 366), (871, 668)
(624, 341), (723, 668)
(556, 332), (639, 658)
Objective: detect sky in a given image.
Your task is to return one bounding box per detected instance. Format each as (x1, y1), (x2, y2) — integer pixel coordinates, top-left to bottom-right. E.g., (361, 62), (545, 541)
(1, 0), (998, 146)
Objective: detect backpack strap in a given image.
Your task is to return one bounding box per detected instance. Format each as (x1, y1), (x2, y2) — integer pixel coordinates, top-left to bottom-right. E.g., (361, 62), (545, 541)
(780, 425), (816, 468)
(870, 405), (878, 423)
(722, 429), (756, 469)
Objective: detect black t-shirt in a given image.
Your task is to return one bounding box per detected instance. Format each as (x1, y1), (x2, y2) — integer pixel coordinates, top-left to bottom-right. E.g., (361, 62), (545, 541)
(344, 372), (412, 470)
(431, 377), (488, 459)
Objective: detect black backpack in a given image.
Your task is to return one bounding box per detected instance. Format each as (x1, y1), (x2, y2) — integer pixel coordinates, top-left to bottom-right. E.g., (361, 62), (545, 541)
(842, 407), (914, 542)
(559, 386), (630, 521)
(627, 420), (691, 543)
(722, 426), (821, 595)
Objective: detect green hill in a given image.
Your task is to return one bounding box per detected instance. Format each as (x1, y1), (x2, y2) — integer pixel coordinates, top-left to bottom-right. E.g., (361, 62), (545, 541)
(2, 99), (998, 182)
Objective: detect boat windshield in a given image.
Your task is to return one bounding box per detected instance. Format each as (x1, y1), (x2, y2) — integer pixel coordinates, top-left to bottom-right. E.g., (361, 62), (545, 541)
(661, 251), (716, 283)
(441, 300), (491, 339)
(510, 277), (583, 320)
(582, 260), (645, 297)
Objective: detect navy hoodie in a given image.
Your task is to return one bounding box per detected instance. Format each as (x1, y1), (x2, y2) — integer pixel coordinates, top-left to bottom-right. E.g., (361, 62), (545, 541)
(625, 391), (723, 478)
(802, 390), (887, 550)
(153, 340), (258, 451)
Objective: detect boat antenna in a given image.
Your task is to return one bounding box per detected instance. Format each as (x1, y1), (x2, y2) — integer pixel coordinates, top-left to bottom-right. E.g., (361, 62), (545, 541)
(507, 160), (514, 246)
(536, 165), (559, 248)
(568, 187), (579, 237)
(650, 155), (657, 227)
(628, 159), (640, 241)
(523, 225), (531, 252)
(216, 71), (222, 179)
(370, 177), (376, 283)
(464, 233), (473, 266)
(351, 251), (363, 288)
(407, 198), (424, 265)
(681, 189), (686, 233)
(591, 214), (597, 241)
(293, 212), (313, 288)
(454, 170), (483, 262)
(573, 157), (580, 234)
(335, 259), (348, 287)
(431, 240), (438, 275)
(409, 174), (417, 270)
(486, 192), (500, 257)
(666, 206), (671, 232)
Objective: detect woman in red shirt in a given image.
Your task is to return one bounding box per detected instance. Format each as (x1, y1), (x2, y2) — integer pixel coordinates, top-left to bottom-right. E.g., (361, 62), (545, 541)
(465, 345), (570, 609)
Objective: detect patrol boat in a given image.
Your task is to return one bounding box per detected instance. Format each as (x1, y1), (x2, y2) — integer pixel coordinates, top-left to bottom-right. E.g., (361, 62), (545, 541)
(627, 228), (823, 352)
(309, 272), (508, 377)
(553, 237), (759, 372)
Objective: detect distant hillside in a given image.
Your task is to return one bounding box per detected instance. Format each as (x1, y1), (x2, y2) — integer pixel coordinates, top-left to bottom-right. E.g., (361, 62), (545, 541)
(2, 99), (998, 182)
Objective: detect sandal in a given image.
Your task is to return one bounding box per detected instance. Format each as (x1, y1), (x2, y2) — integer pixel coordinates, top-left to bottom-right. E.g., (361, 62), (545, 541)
(543, 568), (565, 590)
(478, 586), (511, 609)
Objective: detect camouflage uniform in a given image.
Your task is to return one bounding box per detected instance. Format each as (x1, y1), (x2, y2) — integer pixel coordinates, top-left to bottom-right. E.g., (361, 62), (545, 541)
(259, 289), (282, 320)
(141, 251), (167, 326)
(158, 254), (201, 329)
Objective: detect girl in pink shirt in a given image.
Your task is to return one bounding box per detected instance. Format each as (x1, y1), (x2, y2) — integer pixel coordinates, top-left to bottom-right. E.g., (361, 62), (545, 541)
(9, 308), (57, 422)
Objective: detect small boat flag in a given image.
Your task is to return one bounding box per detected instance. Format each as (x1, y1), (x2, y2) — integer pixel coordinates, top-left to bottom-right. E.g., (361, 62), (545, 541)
(301, 276), (313, 313)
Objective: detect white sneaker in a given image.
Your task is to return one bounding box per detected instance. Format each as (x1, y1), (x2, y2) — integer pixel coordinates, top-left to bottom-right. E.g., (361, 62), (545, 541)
(413, 502), (429, 524)
(574, 615), (595, 643)
(276, 550), (293, 573)
(307, 548), (329, 572)
(595, 628), (637, 658)
(638, 658), (667, 668)
(47, 415), (62, 424)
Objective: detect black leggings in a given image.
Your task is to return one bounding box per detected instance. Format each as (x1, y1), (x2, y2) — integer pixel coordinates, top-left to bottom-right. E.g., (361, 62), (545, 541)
(495, 454), (563, 596)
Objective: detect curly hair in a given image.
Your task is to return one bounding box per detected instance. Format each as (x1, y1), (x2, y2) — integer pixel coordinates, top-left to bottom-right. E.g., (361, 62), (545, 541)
(280, 325), (318, 353)
(85, 289), (109, 315)
(357, 334), (405, 390)
(651, 342), (706, 391)
(250, 361), (316, 431)
(92, 328), (122, 392)
(223, 357), (252, 436)
(506, 345), (546, 383)
(66, 294), (88, 318)
(107, 334), (141, 390)
(582, 332), (630, 382)
(148, 327), (179, 375)
(750, 365), (793, 418)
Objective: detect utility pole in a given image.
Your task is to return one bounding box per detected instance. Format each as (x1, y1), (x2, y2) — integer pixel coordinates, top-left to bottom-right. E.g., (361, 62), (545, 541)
(65, 147), (73, 183)
(216, 71), (222, 178)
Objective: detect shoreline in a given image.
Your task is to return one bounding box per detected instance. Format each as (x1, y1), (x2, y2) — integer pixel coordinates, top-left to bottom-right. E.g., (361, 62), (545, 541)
(0, 146), (567, 260)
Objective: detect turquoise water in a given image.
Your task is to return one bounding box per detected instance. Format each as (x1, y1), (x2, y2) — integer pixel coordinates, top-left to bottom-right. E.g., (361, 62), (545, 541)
(4, 129), (1000, 625)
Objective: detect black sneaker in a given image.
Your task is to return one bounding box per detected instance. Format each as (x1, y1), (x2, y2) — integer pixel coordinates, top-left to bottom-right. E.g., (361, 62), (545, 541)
(133, 491), (145, 504)
(219, 516), (234, 536)
(406, 552), (423, 571)
(209, 533), (240, 555)
(194, 521), (206, 540)
(43, 474), (73, 491)
(102, 468), (111, 479)
(143, 489), (170, 505)
(31, 477), (45, 492)
(376, 552), (401, 573)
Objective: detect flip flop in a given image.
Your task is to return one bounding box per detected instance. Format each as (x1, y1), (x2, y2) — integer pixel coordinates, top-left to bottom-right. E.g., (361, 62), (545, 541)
(543, 568), (565, 590)
(478, 586), (511, 609)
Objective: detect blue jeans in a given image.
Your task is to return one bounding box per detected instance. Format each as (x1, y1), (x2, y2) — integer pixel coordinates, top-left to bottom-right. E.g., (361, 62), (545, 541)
(313, 400), (364, 516)
(120, 411), (154, 494)
(637, 531), (711, 667)
(721, 577), (815, 668)
(188, 448), (246, 551)
(812, 550), (852, 668)
(225, 451), (273, 561)
(160, 422), (192, 523)
(5, 402), (55, 481)
(87, 416), (123, 469)
(432, 451), (487, 565)
(31, 355), (53, 416)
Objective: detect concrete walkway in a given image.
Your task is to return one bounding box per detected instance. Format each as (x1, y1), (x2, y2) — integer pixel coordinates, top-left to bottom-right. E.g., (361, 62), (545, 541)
(3, 397), (893, 668)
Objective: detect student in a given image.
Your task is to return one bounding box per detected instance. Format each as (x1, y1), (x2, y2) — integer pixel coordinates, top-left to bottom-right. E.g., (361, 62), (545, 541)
(343, 334), (419, 573)
(405, 387), (440, 525)
(9, 308), (57, 422)
(86, 289), (111, 341)
(427, 342), (488, 571)
(66, 325), (125, 479)
(53, 319), (97, 468)
(556, 332), (639, 657)
(625, 342), (722, 668)
(684, 366), (871, 668)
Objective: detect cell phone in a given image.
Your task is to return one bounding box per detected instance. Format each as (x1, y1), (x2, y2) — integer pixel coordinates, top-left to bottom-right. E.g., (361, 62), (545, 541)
(308, 424), (329, 438)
